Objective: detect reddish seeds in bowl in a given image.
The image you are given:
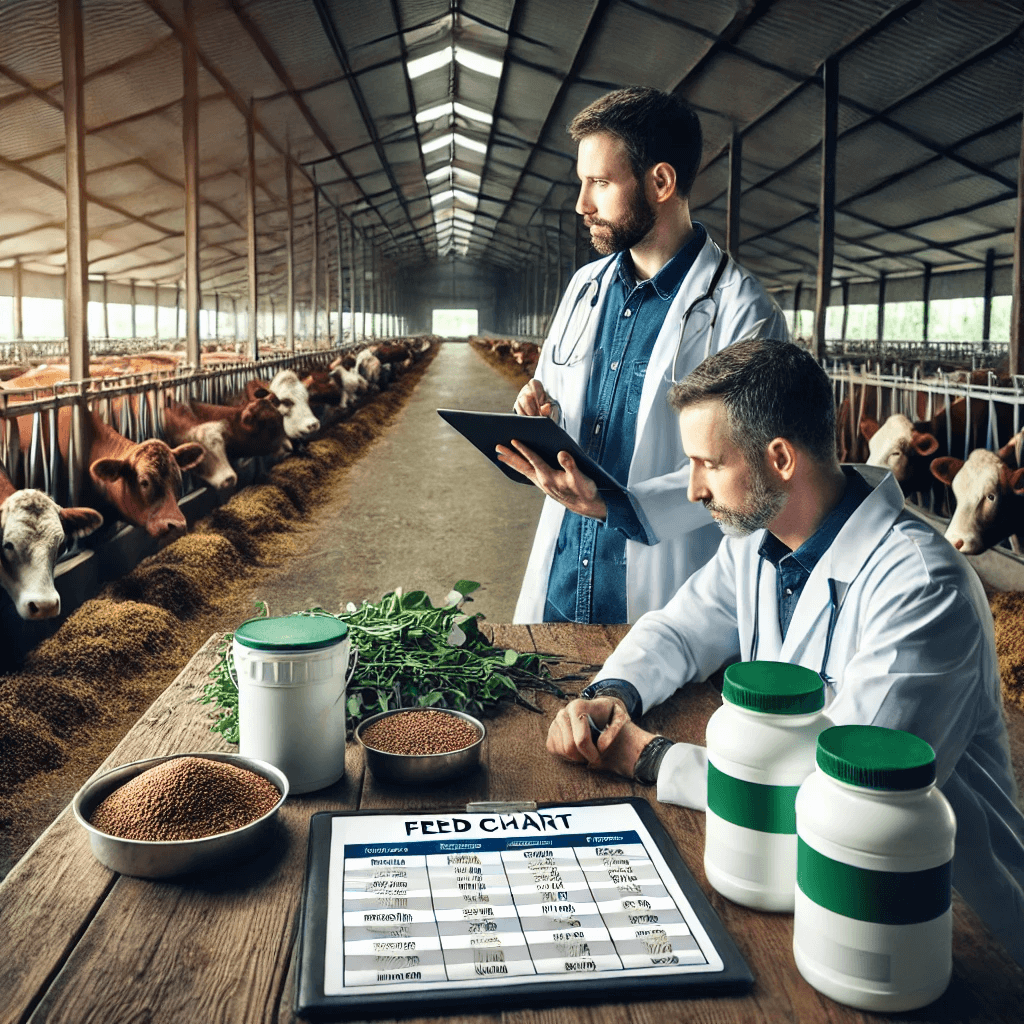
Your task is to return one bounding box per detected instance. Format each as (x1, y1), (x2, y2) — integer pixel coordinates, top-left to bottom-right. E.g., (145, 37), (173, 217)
(360, 710), (481, 756)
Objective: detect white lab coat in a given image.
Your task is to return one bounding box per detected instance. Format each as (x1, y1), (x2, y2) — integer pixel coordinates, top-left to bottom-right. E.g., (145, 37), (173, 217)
(513, 234), (788, 624)
(594, 469), (1024, 966)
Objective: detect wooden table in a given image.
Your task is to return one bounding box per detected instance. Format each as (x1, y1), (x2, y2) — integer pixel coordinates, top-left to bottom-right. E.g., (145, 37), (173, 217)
(2, 624), (1022, 1024)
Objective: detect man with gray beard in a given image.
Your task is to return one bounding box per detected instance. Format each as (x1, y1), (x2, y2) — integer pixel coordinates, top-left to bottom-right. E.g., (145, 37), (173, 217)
(544, 338), (1024, 968)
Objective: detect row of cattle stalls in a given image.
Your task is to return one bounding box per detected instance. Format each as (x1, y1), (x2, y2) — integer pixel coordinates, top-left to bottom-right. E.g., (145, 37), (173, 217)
(0, 345), (350, 657)
(825, 355), (1024, 550)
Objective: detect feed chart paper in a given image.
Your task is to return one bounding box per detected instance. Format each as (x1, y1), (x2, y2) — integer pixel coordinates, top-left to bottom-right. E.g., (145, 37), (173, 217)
(296, 799), (752, 1018)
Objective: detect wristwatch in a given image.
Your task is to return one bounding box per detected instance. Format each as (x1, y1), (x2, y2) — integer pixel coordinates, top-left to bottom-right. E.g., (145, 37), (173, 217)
(632, 735), (675, 786)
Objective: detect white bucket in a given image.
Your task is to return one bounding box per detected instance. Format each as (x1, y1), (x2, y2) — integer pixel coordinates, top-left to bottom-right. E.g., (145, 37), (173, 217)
(232, 615), (355, 794)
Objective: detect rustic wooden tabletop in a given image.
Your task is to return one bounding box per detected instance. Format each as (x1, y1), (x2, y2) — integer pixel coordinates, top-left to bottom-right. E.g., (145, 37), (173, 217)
(1, 623), (1021, 1024)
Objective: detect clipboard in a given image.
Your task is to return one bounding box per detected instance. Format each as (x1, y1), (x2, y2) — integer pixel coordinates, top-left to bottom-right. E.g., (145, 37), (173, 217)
(294, 797), (753, 1020)
(436, 409), (626, 493)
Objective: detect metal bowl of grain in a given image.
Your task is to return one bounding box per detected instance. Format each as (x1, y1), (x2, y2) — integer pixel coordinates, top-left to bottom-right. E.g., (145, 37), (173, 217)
(72, 751), (289, 879)
(356, 708), (485, 784)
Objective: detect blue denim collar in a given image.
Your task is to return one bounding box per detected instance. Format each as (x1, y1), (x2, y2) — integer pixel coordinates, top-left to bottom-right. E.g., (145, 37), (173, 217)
(615, 222), (707, 300)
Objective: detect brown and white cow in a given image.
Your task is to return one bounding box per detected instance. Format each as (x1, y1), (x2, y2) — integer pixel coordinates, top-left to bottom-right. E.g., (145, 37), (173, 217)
(161, 401), (238, 494)
(269, 369), (321, 440)
(930, 430), (1024, 555)
(862, 414), (941, 496)
(191, 388), (290, 461)
(0, 465), (103, 619)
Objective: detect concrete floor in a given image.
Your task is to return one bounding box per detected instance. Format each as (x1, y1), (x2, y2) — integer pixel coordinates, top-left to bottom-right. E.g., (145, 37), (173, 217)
(245, 341), (545, 623)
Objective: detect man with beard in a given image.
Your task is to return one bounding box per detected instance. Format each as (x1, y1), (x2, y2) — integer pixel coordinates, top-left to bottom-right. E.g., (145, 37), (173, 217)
(499, 87), (786, 625)
(545, 338), (1024, 968)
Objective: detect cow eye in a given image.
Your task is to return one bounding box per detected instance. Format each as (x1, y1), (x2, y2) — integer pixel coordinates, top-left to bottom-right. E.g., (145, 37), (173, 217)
(987, 493), (996, 502)
(3, 541), (13, 552)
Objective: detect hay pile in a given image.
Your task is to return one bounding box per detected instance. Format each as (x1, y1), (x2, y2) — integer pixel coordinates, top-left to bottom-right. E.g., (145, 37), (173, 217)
(0, 342), (438, 863)
(469, 337), (534, 386)
(990, 590), (1024, 711)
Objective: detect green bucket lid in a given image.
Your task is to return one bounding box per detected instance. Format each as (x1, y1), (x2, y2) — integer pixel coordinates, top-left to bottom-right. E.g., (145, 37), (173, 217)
(722, 661), (825, 715)
(816, 725), (936, 791)
(233, 615), (348, 651)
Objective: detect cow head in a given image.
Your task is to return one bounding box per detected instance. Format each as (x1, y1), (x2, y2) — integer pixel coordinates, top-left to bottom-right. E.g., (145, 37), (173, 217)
(931, 449), (1024, 554)
(189, 420), (238, 493)
(90, 439), (204, 539)
(0, 489), (103, 618)
(864, 414), (940, 492)
(270, 369), (321, 440)
(302, 369), (342, 407)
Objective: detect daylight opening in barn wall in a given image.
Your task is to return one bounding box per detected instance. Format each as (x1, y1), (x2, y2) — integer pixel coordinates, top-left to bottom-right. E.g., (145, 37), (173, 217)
(1, 2), (1024, 1010)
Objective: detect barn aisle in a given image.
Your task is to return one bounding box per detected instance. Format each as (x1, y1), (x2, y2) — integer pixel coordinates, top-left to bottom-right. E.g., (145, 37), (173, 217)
(244, 341), (545, 623)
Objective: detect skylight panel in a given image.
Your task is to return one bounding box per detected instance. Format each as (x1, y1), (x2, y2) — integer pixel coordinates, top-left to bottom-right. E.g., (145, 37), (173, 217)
(454, 133), (487, 154)
(454, 102), (493, 125)
(431, 189), (455, 206)
(421, 133), (453, 154)
(455, 47), (503, 77)
(453, 190), (478, 209)
(407, 46), (452, 78)
(416, 102), (453, 123)
(426, 167), (449, 183)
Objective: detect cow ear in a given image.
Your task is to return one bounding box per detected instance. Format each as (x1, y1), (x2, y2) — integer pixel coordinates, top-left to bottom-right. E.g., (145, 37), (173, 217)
(859, 417), (880, 442)
(172, 442), (205, 472)
(60, 506), (104, 539)
(1010, 467), (1024, 496)
(90, 457), (129, 483)
(911, 430), (939, 457)
(253, 386), (272, 400)
(930, 456), (964, 485)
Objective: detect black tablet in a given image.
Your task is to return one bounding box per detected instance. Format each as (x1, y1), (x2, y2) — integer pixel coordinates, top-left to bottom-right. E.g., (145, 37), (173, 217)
(294, 797), (753, 1020)
(437, 409), (626, 492)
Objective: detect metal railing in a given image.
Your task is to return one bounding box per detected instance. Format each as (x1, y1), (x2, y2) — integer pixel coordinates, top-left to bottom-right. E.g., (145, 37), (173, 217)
(822, 338), (1009, 370)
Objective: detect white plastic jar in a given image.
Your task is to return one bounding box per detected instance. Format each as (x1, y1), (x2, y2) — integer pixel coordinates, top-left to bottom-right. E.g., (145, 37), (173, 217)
(794, 725), (956, 1012)
(232, 614), (353, 794)
(704, 661), (833, 912)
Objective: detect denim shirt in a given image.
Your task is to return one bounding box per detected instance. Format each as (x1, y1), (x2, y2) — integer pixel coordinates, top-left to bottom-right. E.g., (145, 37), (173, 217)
(587, 466), (874, 718)
(544, 224), (707, 624)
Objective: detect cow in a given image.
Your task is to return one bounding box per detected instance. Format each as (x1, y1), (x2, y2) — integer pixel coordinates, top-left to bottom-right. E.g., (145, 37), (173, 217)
(0, 465), (103, 619)
(329, 363), (370, 408)
(269, 369), (320, 440)
(862, 414), (941, 496)
(354, 347), (384, 389)
(301, 368), (343, 408)
(930, 430), (1024, 555)
(190, 388), (290, 461)
(160, 401), (238, 494)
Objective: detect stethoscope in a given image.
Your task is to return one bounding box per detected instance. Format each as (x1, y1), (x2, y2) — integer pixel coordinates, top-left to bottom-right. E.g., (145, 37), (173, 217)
(748, 557), (843, 690)
(548, 251), (731, 382)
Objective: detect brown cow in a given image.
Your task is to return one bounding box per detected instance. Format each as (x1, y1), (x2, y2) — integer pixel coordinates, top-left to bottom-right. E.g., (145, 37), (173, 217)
(190, 389), (290, 461)
(161, 401), (238, 494)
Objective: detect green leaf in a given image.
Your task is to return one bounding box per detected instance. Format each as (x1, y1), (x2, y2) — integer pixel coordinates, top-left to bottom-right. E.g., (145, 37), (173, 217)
(417, 691), (443, 707)
(502, 648), (519, 666)
(346, 695), (362, 717)
(453, 580), (481, 596)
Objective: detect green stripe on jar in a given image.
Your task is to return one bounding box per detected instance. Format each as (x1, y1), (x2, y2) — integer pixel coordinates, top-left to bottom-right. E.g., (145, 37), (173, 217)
(706, 761), (801, 834)
(797, 838), (952, 925)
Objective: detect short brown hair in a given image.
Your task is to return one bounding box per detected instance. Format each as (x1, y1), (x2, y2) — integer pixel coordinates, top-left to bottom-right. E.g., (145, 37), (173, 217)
(669, 339), (839, 467)
(569, 87), (703, 197)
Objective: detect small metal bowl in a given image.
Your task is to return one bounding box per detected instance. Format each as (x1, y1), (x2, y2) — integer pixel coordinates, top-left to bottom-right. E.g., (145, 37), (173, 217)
(72, 751), (289, 879)
(356, 708), (485, 785)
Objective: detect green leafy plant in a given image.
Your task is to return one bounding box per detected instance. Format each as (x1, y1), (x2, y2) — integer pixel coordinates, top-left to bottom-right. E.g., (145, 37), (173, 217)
(198, 583), (570, 745)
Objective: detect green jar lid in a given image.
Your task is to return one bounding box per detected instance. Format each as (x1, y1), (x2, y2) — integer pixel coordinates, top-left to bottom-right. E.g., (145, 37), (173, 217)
(816, 725), (936, 791)
(722, 661), (825, 715)
(234, 615), (348, 651)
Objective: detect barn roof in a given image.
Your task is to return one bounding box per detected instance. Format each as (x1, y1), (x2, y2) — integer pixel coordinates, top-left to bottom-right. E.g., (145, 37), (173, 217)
(0, 0), (1021, 304)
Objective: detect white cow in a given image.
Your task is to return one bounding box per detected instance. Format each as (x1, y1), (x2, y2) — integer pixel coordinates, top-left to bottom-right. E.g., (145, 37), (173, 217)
(269, 369), (321, 440)
(0, 478), (103, 619)
(354, 347), (384, 390)
(330, 364), (370, 410)
(931, 431), (1024, 554)
(864, 413), (939, 494)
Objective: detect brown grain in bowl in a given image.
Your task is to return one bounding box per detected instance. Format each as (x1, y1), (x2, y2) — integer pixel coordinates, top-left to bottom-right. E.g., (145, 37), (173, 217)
(360, 710), (481, 756)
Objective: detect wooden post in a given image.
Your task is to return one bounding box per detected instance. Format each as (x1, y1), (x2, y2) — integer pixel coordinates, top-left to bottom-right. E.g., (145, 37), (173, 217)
(246, 97), (258, 359)
(815, 56), (838, 361)
(232, 295), (238, 341)
(12, 258), (23, 340)
(182, 0), (200, 368)
(1012, 103), (1024, 377)
(792, 280), (803, 339)
(325, 214), (332, 347)
(982, 247), (995, 351)
(359, 234), (367, 340)
(59, 0), (89, 381)
(876, 271), (887, 349)
(335, 209), (344, 346)
(840, 279), (849, 342)
(102, 273), (109, 339)
(922, 263), (932, 343)
(213, 291), (219, 340)
(727, 127), (742, 257)
(285, 150), (294, 353)
(311, 170), (319, 349)
(129, 278), (137, 339)
(349, 220), (357, 343)
(174, 280), (181, 339)
(153, 281), (159, 340)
